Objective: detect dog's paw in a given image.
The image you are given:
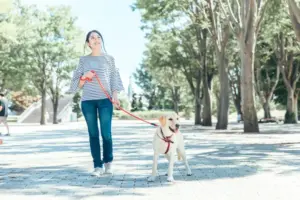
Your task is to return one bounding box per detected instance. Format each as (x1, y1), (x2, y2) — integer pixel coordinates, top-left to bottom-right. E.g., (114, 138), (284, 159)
(186, 169), (192, 176)
(167, 176), (174, 182)
(147, 176), (156, 182)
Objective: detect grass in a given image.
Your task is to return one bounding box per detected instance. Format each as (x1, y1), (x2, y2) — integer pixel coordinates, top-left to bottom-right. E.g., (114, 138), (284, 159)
(7, 115), (18, 122)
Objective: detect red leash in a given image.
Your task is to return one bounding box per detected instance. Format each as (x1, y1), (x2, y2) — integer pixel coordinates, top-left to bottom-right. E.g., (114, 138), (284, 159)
(81, 70), (158, 127)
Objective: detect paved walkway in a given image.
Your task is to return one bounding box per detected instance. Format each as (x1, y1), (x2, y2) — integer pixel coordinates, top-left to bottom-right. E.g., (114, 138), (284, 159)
(1, 121), (300, 200)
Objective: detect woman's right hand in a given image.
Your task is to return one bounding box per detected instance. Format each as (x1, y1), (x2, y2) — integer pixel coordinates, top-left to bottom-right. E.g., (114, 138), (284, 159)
(83, 71), (95, 79)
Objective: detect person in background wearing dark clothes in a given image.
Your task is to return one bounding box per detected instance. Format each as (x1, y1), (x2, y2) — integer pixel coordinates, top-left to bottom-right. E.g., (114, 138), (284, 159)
(0, 93), (10, 136)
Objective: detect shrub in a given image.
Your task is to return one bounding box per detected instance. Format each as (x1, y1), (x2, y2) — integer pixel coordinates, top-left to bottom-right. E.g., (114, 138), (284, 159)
(113, 110), (175, 120)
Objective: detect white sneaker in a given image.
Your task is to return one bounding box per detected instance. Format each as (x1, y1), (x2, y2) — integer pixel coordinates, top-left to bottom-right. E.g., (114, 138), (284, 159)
(92, 167), (104, 177)
(104, 162), (113, 174)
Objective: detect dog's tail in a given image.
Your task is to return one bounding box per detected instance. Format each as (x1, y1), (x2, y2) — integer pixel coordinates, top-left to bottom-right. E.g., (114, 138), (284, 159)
(177, 149), (182, 161)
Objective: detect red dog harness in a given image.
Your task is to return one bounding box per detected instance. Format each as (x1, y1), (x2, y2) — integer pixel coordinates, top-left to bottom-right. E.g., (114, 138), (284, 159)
(158, 128), (174, 154)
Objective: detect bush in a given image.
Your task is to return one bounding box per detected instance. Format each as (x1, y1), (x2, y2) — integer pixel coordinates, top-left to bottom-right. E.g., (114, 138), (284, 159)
(72, 92), (82, 119)
(10, 91), (40, 114)
(113, 110), (175, 120)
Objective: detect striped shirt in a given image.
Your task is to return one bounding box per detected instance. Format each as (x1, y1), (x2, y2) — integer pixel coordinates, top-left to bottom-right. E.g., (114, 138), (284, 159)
(68, 54), (124, 101)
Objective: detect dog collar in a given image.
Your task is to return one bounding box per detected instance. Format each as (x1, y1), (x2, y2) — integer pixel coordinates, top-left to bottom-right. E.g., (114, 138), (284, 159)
(169, 127), (175, 133)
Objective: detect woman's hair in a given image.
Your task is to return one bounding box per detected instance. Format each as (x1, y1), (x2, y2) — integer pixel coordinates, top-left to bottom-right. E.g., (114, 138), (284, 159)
(84, 30), (107, 54)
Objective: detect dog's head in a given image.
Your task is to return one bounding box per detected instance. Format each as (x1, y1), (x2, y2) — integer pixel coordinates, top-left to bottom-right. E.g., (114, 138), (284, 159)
(158, 113), (180, 133)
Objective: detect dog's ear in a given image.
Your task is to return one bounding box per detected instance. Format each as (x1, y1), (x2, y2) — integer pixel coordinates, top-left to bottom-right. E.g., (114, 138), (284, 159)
(158, 116), (166, 127)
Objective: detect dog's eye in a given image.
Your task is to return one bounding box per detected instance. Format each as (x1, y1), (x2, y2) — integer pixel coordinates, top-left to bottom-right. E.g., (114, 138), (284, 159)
(168, 118), (172, 121)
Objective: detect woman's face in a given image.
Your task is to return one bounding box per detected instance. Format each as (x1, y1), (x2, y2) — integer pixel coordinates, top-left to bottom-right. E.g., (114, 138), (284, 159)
(87, 32), (102, 51)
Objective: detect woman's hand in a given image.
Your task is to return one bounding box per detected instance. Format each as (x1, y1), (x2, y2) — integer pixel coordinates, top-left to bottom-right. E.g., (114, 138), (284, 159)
(83, 71), (95, 80)
(113, 98), (120, 107)
(112, 91), (120, 107)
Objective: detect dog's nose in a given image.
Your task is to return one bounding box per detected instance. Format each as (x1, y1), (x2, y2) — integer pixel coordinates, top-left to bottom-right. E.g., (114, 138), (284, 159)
(175, 124), (180, 128)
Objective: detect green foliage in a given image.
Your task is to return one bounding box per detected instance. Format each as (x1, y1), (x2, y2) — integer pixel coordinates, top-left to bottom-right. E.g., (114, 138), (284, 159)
(131, 93), (139, 112)
(138, 96), (143, 110)
(133, 24), (198, 113)
(0, 2), (84, 123)
(114, 110), (174, 120)
(133, 64), (160, 110)
(0, 2), (28, 92)
(72, 92), (82, 119)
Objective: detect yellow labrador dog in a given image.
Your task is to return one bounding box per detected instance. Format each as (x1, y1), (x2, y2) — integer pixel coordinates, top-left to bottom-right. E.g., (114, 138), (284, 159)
(148, 113), (192, 182)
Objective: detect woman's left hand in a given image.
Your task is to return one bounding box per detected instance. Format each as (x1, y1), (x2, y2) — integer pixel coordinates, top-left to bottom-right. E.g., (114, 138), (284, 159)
(113, 98), (120, 107)
(112, 91), (120, 107)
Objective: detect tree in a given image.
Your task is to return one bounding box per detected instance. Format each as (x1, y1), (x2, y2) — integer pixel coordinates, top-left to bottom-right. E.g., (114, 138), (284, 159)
(276, 32), (300, 123)
(0, 1), (29, 92)
(287, 0), (300, 41)
(133, 63), (161, 110)
(142, 29), (196, 114)
(173, 27), (205, 125)
(17, 4), (82, 125)
(255, 54), (280, 119)
(265, 1), (300, 123)
(44, 7), (83, 124)
(131, 0), (210, 125)
(254, 31), (280, 119)
(219, 0), (271, 132)
(207, 0), (231, 129)
(228, 48), (243, 119)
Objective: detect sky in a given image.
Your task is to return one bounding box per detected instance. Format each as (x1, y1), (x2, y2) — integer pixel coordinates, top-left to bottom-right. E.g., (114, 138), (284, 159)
(21, 0), (146, 94)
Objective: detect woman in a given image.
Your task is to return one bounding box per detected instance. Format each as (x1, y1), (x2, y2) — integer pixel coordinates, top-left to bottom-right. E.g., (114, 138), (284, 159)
(68, 30), (124, 176)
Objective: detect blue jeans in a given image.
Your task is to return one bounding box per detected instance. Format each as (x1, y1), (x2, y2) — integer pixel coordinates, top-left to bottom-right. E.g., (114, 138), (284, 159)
(81, 98), (113, 168)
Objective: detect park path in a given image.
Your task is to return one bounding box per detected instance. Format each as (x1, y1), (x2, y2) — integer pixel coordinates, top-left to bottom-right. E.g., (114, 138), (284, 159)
(1, 121), (300, 199)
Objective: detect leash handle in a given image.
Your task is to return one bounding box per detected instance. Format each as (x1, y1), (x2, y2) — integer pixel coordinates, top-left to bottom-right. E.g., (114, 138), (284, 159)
(81, 70), (158, 127)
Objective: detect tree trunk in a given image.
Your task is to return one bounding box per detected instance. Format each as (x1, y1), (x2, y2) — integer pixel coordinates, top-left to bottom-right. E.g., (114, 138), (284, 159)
(233, 94), (243, 120)
(287, 0), (300, 42)
(173, 101), (179, 114)
(263, 101), (271, 118)
(294, 94), (298, 121)
(53, 95), (59, 124)
(40, 88), (46, 125)
(202, 72), (212, 126)
(216, 52), (229, 129)
(172, 86), (180, 114)
(194, 69), (202, 125)
(285, 88), (297, 123)
(0, 77), (6, 92)
(202, 31), (212, 126)
(148, 91), (156, 110)
(240, 41), (259, 133)
(230, 67), (243, 121)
